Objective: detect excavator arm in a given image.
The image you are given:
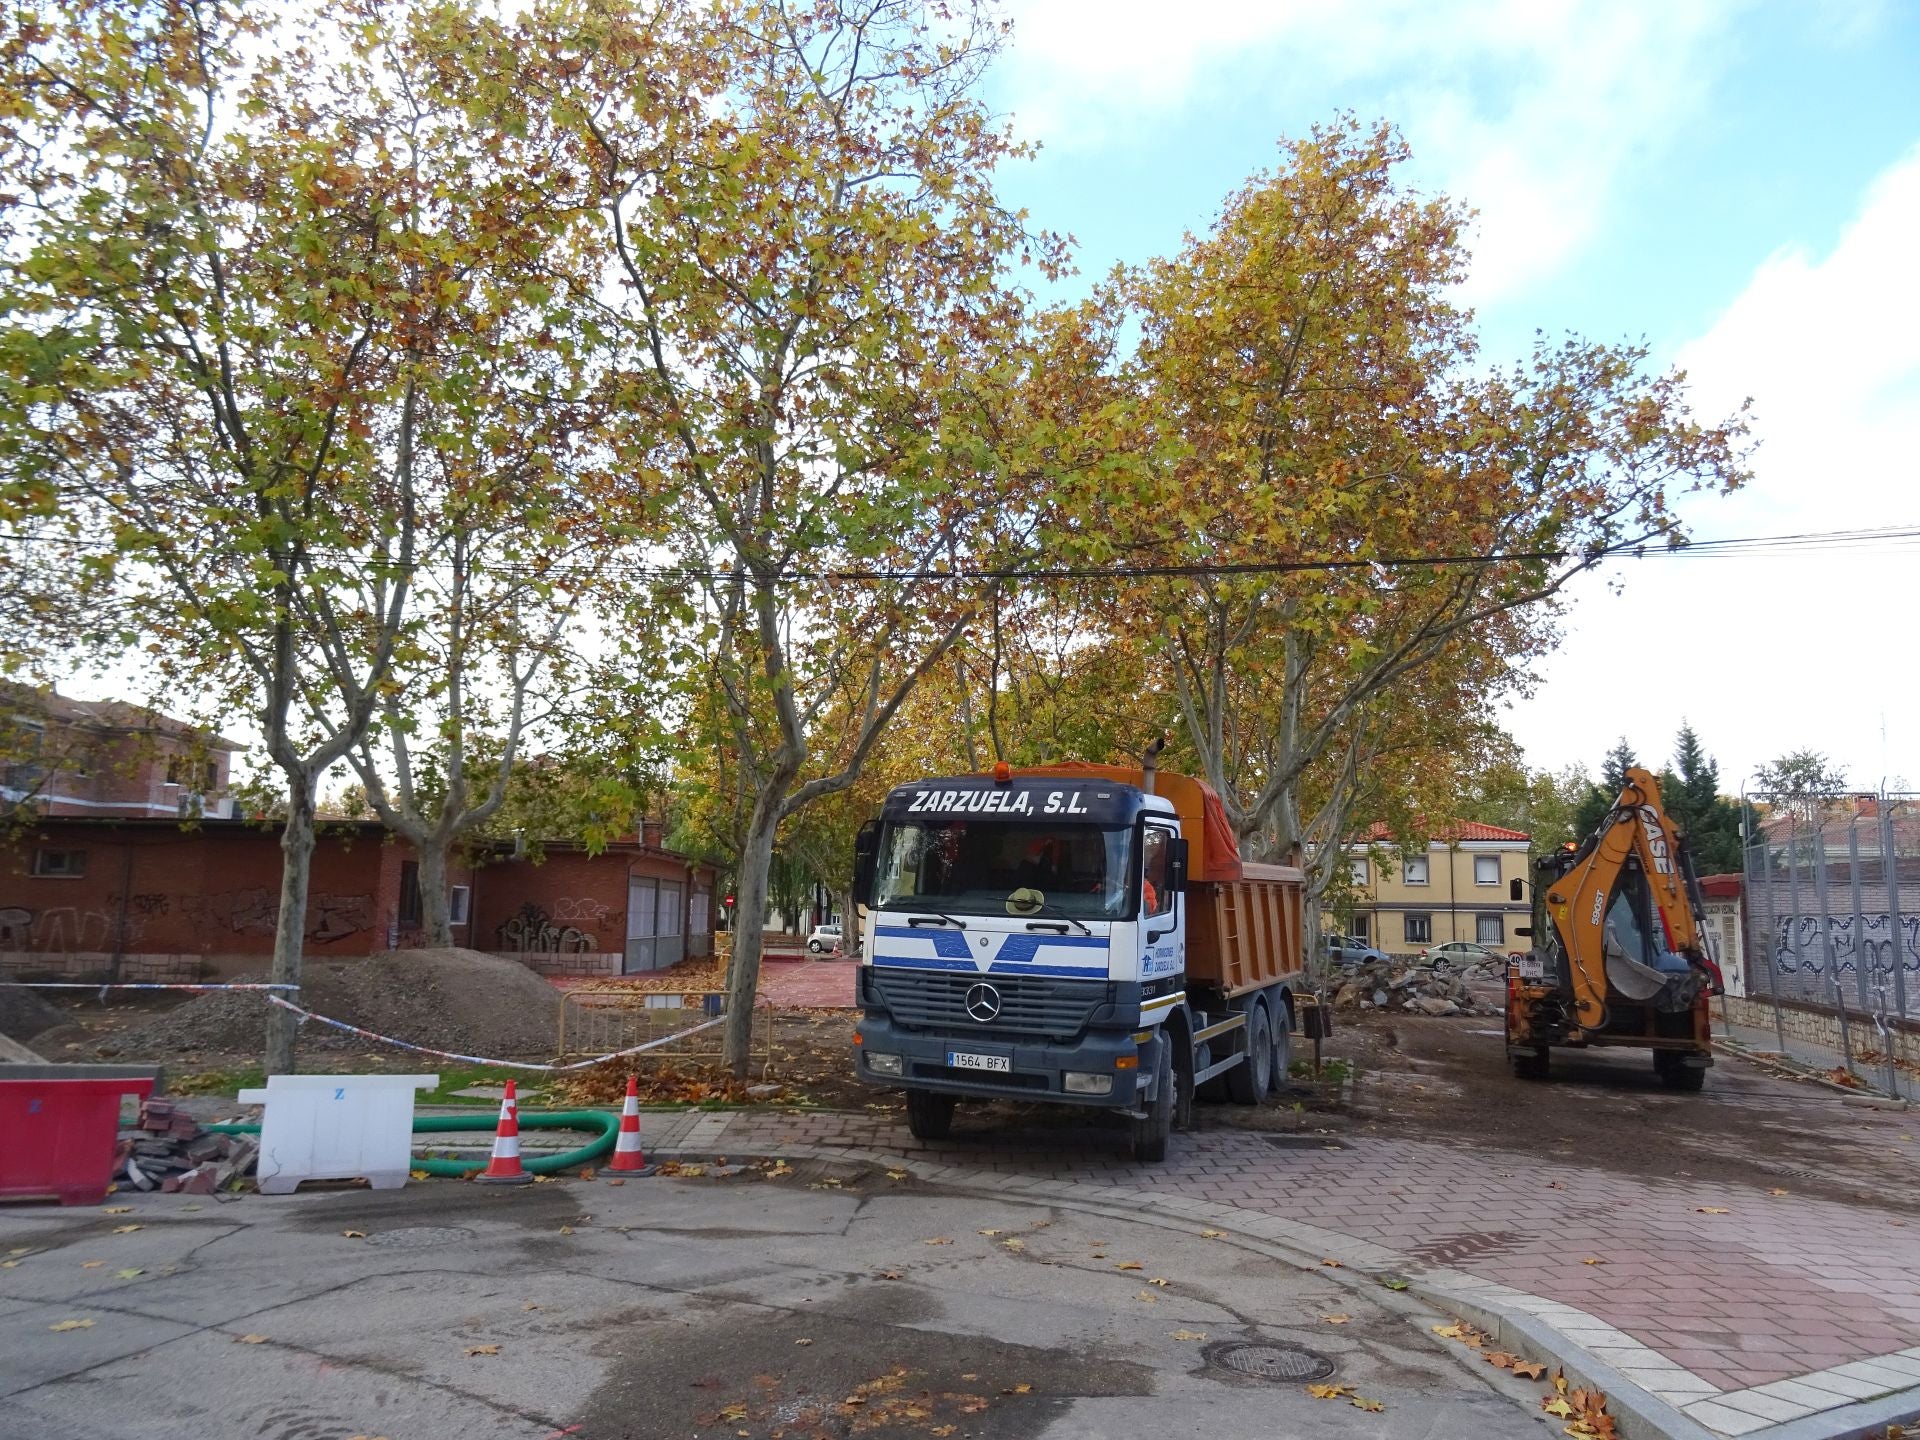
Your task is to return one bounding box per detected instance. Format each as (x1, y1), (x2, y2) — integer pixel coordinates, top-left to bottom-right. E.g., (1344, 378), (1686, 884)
(1542, 766), (1724, 1031)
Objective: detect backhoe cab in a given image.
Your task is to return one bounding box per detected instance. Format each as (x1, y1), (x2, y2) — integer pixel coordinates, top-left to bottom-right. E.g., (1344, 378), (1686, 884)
(1506, 766), (1724, 1089)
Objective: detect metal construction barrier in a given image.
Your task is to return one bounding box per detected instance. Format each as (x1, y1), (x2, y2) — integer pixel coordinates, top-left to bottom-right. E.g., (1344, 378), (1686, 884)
(558, 985), (772, 1074)
(0, 1064), (161, 1205)
(236, 1073), (437, 1194)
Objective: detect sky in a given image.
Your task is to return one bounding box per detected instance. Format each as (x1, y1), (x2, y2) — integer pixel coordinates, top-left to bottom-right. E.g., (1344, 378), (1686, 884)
(983, 0), (1920, 796)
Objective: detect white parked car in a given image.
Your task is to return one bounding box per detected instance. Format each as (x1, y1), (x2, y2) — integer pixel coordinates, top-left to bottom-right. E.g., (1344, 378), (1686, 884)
(806, 922), (842, 954)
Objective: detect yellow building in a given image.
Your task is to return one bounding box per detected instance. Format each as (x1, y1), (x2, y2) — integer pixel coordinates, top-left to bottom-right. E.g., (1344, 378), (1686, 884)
(1344, 821), (1531, 955)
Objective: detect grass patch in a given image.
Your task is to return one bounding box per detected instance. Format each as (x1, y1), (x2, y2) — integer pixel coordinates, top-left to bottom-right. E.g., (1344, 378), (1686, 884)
(1289, 1057), (1353, 1084)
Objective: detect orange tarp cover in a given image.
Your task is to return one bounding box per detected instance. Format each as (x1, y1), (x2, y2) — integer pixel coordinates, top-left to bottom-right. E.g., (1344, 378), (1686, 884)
(1009, 763), (1244, 882)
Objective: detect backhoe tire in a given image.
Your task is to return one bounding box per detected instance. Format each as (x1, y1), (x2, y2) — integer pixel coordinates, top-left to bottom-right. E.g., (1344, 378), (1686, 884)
(1131, 1041), (1174, 1164)
(1654, 1051), (1707, 1092)
(1226, 1005), (1271, 1105)
(1268, 1004), (1293, 1096)
(905, 1089), (956, 1141)
(1511, 1047), (1550, 1081)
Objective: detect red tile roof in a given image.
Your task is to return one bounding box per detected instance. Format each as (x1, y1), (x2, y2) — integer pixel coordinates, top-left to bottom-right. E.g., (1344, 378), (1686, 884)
(1361, 820), (1530, 844)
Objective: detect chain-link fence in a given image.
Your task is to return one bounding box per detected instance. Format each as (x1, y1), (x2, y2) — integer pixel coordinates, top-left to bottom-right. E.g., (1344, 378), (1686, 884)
(1741, 793), (1918, 1095)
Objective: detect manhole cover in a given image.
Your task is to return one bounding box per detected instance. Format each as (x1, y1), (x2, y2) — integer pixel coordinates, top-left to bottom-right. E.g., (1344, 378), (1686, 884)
(1203, 1341), (1337, 1382)
(1261, 1135), (1347, 1150)
(363, 1226), (474, 1249)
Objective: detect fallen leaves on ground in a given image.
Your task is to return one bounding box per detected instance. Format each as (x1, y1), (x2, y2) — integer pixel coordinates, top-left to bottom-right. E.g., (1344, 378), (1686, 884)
(1379, 1276), (1409, 1291)
(1000, 1237), (1025, 1253)
(101, 1206), (132, 1215)
(109, 1225), (142, 1234)
(1115, 1261), (1143, 1271)
(1169, 1329), (1208, 1341)
(1134, 1290), (1159, 1303)
(558, 1226), (575, 1236)
(235, 1334), (268, 1344)
(978, 1228), (1002, 1237)
(1581, 1257), (1606, 1265)
(1322, 1314), (1351, 1325)
(80, 1260), (104, 1269)
(923, 1237), (953, 1246)
(1695, 1207), (1730, 1215)
(1319, 1258), (1343, 1268)
(464, 1344), (500, 1357)
(1148, 1278), (1170, 1287)
(1544, 1398), (1575, 1418)
(1307, 1384), (1352, 1400)
(1352, 1397), (1386, 1412)
(1513, 1361), (1547, 1380)
(794, 1338), (812, 1346)
(113, 1268), (143, 1280)
(886, 1169), (908, 1181)
(875, 1270), (903, 1281)
(1003, 1383), (1033, 1395)
(50, 1319), (95, 1332)
(1199, 1229), (1223, 1239)
(342, 1230), (367, 1239)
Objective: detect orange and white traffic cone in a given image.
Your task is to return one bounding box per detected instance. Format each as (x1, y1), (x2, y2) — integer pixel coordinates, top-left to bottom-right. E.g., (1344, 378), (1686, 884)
(606, 1074), (656, 1176)
(474, 1079), (534, 1186)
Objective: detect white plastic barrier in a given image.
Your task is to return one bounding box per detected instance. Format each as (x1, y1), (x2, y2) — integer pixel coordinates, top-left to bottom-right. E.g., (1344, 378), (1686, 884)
(237, 1074), (437, 1194)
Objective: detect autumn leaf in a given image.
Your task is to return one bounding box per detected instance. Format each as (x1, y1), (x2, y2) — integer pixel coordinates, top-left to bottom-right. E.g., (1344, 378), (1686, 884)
(1001, 1237), (1025, 1253)
(464, 1344), (500, 1357)
(1581, 1257), (1606, 1265)
(1695, 1207), (1730, 1214)
(794, 1338), (813, 1346)
(876, 1270), (903, 1280)
(81, 1260), (104, 1269)
(923, 1237), (953, 1245)
(1379, 1277), (1410, 1291)
(110, 1225), (142, 1234)
(523, 1303), (541, 1311)
(1134, 1289), (1159, 1302)
(1544, 1398), (1575, 1418)
(1005, 1383), (1032, 1395)
(718, 1403), (747, 1421)
(978, 1228), (1003, 1237)
(1767, 1188), (1789, 1196)
(1169, 1329), (1208, 1341)
(1200, 1229), (1223, 1239)
(1320, 1258), (1343, 1268)
(1433, 1323), (1468, 1339)
(1514, 1361), (1548, 1379)
(1115, 1261), (1143, 1271)
(931, 1427), (956, 1436)
(50, 1319), (95, 1332)
(113, 1268), (143, 1280)
(101, 1206), (133, 1215)
(1322, 1314), (1351, 1324)
(886, 1170), (908, 1181)
(558, 1226), (575, 1236)
(1352, 1397), (1386, 1412)
(410, 1169), (430, 1180)
(1487, 1352), (1518, 1369)
(1307, 1383), (1352, 1400)
(235, 1334), (269, 1345)
(1149, 1278), (1170, 1287)
(0, 1261), (16, 1270)
(342, 1230), (367, 1239)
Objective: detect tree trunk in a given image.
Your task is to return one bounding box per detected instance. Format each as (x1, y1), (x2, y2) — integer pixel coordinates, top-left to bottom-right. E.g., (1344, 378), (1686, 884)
(723, 799), (781, 1076)
(415, 841), (453, 948)
(266, 778), (316, 1075)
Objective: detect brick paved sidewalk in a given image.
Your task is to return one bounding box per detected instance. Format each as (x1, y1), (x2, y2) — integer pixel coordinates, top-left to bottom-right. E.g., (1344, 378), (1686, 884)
(756, 956), (857, 1008)
(635, 1097), (1920, 1437)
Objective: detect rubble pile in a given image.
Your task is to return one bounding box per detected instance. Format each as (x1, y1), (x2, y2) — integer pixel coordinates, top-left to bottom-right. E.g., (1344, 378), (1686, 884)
(1327, 959), (1500, 1017)
(115, 1098), (257, 1195)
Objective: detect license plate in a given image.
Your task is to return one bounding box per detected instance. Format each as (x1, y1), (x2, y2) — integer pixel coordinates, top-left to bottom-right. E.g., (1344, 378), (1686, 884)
(1517, 957), (1543, 979)
(946, 1051), (1010, 1073)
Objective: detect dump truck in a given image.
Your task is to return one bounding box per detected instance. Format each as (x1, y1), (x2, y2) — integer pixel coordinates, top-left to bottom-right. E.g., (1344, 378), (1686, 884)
(1507, 765), (1725, 1088)
(849, 748), (1307, 1161)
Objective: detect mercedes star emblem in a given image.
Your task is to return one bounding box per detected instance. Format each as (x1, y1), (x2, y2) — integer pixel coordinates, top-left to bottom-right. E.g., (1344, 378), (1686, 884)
(964, 982), (1002, 1022)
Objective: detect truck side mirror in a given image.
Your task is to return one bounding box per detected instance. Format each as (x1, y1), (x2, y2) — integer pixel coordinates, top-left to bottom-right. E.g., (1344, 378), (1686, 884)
(1510, 877), (1525, 902)
(851, 818), (880, 907)
(1169, 837), (1189, 892)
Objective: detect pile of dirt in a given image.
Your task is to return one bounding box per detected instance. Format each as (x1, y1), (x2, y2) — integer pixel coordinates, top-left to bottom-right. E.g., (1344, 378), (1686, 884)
(98, 948), (561, 1061)
(1, 984), (67, 1042)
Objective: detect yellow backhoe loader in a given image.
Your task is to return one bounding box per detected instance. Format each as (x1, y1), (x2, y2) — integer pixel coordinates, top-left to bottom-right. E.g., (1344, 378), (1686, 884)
(1507, 766), (1725, 1088)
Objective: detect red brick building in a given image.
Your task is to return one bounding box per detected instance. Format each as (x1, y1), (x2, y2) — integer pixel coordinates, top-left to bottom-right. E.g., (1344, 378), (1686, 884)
(0, 816), (717, 982)
(2, 686), (240, 821)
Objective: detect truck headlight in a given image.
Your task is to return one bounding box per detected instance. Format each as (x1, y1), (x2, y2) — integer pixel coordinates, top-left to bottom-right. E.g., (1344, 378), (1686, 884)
(1064, 1071), (1113, 1095)
(866, 1052), (903, 1077)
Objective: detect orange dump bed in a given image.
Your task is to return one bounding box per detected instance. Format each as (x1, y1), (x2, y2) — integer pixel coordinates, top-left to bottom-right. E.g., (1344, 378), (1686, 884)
(1010, 763), (1246, 882)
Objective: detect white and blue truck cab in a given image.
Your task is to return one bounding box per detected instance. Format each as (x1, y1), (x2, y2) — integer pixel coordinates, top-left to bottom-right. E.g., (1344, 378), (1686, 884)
(850, 757), (1309, 1161)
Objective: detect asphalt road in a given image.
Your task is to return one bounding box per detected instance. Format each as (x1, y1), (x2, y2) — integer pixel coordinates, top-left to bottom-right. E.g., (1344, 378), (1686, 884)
(1, 1160), (1558, 1440)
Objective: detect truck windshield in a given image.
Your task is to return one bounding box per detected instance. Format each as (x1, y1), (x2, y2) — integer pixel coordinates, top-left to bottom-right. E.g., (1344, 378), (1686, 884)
(873, 819), (1134, 920)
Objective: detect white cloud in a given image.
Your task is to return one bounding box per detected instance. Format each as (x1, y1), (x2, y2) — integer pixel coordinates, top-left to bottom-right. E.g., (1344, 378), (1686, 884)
(998, 0), (1742, 301)
(1504, 146), (1920, 789)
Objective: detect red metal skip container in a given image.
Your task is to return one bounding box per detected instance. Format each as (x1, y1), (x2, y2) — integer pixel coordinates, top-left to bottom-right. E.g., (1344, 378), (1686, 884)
(1, 1065), (162, 1206)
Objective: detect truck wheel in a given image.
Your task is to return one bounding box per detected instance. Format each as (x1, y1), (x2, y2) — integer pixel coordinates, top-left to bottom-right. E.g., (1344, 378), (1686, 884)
(1173, 1035), (1196, 1132)
(1511, 1047), (1550, 1081)
(905, 1089), (956, 1141)
(1131, 1041), (1173, 1163)
(1226, 1005), (1271, 1105)
(1268, 1004), (1293, 1096)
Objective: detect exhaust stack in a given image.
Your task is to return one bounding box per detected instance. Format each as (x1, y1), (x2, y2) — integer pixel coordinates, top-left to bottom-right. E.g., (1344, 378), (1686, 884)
(1140, 735), (1167, 796)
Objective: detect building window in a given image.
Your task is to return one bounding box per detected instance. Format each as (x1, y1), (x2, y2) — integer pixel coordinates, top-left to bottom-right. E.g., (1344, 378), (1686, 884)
(204, 759), (219, 789)
(448, 885), (471, 925)
(31, 848), (87, 878)
(1350, 857), (1370, 885)
(1403, 855), (1429, 885)
(1477, 914), (1505, 944)
(1474, 855), (1500, 886)
(1404, 913), (1432, 944)
(398, 861), (422, 929)
(1351, 913), (1370, 942)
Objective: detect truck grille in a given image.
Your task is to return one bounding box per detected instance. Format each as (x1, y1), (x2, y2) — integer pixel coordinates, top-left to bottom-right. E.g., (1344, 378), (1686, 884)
(869, 970), (1110, 1039)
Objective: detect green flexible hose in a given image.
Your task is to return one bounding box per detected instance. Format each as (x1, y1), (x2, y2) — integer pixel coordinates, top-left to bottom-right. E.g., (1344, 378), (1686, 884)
(204, 1109), (621, 1177)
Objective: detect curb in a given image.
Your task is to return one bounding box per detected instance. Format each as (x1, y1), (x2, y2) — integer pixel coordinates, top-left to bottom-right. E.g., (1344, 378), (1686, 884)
(644, 1135), (1920, 1440)
(1714, 1037), (1905, 1102)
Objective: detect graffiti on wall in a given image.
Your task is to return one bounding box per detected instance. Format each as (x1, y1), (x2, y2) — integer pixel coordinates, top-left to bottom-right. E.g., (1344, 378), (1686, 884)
(0, 906), (33, 949)
(497, 902), (597, 954)
(1769, 912), (1920, 985)
(550, 896), (611, 927)
(308, 894), (373, 944)
(0, 904), (131, 954)
(177, 888), (372, 944)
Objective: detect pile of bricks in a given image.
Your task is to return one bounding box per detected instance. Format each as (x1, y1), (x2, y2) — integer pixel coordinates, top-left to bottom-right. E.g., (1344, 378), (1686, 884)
(115, 1098), (257, 1195)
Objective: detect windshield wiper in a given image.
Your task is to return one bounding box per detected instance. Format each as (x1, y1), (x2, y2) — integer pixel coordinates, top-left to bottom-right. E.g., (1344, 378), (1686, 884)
(907, 911), (967, 930)
(1033, 910), (1093, 937)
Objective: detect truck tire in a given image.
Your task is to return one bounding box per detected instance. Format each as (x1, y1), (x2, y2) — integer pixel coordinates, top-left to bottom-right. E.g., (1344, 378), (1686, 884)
(1511, 1047), (1550, 1080)
(905, 1089), (956, 1140)
(1226, 1005), (1271, 1105)
(1131, 1041), (1174, 1163)
(1268, 1002), (1293, 1096)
